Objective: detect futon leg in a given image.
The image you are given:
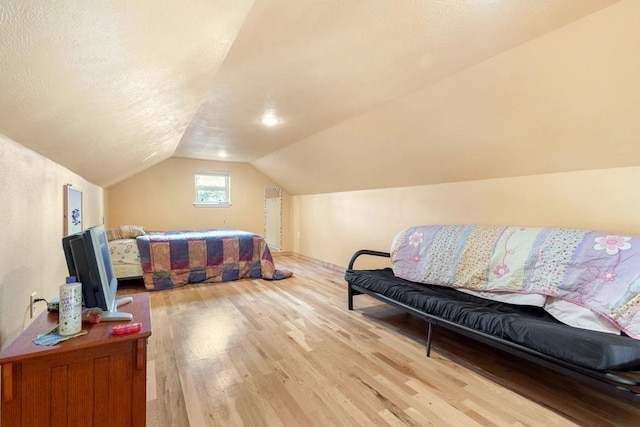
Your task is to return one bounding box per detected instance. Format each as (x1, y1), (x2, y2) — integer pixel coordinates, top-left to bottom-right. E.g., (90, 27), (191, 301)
(348, 285), (354, 310)
(426, 322), (433, 357)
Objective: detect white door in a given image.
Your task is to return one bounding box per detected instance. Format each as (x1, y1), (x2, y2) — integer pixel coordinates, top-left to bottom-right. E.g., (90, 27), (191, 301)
(264, 188), (281, 251)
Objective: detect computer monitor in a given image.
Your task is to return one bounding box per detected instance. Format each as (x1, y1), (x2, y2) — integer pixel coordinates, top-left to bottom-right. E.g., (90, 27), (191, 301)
(62, 224), (132, 321)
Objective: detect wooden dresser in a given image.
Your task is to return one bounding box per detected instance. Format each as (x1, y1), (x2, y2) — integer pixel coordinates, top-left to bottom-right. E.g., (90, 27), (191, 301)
(0, 292), (152, 426)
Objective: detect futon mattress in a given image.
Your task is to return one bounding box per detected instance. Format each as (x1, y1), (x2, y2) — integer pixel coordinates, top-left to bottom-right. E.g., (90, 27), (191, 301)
(345, 268), (640, 371)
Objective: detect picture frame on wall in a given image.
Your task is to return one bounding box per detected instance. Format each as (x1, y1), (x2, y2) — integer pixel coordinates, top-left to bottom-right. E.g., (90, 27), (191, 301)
(64, 184), (82, 235)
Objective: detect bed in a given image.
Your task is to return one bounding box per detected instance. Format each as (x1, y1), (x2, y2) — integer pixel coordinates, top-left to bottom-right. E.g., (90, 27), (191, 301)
(107, 225), (291, 290)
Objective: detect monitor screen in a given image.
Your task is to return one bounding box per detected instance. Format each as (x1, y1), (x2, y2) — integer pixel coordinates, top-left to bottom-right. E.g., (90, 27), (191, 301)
(62, 224), (132, 321)
(84, 224), (117, 311)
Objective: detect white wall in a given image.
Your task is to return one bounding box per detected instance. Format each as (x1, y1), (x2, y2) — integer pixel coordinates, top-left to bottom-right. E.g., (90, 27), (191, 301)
(0, 134), (104, 351)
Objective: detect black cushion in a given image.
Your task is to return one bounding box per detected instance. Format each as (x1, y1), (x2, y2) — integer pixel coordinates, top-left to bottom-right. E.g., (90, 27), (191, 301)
(345, 268), (640, 371)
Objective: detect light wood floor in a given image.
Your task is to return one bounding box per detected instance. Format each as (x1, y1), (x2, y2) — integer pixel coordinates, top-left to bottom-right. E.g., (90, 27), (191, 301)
(121, 254), (640, 426)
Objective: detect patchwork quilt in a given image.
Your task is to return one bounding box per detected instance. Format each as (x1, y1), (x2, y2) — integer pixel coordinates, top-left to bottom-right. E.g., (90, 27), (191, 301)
(136, 229), (292, 290)
(391, 224), (640, 338)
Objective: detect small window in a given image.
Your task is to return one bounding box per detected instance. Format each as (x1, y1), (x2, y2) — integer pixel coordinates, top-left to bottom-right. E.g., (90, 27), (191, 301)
(194, 171), (231, 207)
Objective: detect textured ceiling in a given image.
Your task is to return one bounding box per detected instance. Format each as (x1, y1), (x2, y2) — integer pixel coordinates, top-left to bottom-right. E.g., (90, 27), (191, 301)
(0, 0), (621, 190)
(0, 0), (255, 186)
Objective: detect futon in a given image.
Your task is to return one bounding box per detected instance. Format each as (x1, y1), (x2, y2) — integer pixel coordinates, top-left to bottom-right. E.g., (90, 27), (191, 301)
(346, 224), (640, 401)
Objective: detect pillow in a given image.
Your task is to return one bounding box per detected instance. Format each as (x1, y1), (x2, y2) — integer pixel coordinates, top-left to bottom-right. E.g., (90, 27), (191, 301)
(544, 298), (621, 335)
(106, 225), (146, 241)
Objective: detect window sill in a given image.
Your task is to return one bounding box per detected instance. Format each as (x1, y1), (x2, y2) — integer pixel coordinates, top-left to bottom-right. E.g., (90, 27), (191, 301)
(194, 203), (232, 208)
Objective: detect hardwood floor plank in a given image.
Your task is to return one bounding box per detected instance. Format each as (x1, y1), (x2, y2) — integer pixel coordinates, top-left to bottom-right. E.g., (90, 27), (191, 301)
(130, 253), (640, 426)
(177, 367), (208, 427)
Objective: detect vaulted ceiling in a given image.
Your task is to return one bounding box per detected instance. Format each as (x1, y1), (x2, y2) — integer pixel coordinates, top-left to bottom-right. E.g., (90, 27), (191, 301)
(1, 0), (632, 194)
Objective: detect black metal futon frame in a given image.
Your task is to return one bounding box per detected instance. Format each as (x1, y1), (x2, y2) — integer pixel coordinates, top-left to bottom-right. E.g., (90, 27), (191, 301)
(346, 249), (640, 403)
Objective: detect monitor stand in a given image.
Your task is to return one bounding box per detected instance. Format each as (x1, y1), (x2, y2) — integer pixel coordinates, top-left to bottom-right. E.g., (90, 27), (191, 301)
(99, 296), (134, 322)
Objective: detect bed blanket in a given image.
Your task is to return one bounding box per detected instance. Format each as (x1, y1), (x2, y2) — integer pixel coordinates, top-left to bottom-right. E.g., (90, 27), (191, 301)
(391, 224), (640, 338)
(136, 229), (292, 290)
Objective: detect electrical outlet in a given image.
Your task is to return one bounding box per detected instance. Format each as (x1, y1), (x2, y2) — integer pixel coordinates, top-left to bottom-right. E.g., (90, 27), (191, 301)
(30, 292), (37, 319)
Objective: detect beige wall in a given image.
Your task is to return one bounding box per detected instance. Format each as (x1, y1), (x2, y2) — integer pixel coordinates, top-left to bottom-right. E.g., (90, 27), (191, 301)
(106, 157), (292, 250)
(293, 166), (640, 269)
(0, 134), (104, 351)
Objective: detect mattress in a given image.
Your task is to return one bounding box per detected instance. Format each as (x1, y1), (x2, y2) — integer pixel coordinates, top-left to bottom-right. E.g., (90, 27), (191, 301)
(345, 268), (640, 371)
(108, 238), (143, 279)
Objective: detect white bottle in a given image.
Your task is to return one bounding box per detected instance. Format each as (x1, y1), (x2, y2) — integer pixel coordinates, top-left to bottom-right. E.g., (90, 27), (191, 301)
(59, 276), (82, 336)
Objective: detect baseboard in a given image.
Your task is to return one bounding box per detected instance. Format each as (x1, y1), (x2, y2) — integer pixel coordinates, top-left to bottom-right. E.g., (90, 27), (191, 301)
(271, 251), (293, 257)
(287, 252), (346, 274)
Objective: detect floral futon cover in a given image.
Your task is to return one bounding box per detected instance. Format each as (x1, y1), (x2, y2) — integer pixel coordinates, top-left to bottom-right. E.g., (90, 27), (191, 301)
(391, 224), (640, 338)
(136, 229), (292, 290)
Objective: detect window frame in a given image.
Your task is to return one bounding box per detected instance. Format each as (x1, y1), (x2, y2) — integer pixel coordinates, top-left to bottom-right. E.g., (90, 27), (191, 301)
(194, 170), (231, 207)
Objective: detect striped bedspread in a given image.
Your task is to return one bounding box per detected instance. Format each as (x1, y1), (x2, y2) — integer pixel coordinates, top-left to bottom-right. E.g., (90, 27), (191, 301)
(136, 229), (292, 290)
(391, 224), (640, 338)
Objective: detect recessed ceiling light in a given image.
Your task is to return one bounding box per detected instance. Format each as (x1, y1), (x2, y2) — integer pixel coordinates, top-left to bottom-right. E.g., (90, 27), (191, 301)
(217, 150), (228, 158)
(261, 111), (280, 127)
